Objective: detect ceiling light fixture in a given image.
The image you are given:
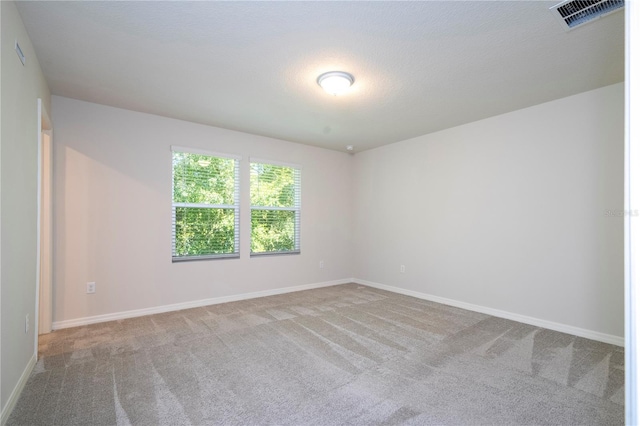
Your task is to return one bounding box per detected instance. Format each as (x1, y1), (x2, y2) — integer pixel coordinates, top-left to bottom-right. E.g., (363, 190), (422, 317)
(317, 71), (354, 96)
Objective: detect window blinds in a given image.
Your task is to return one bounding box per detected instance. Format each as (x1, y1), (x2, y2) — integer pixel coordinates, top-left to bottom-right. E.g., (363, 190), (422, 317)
(171, 147), (240, 260)
(250, 160), (301, 255)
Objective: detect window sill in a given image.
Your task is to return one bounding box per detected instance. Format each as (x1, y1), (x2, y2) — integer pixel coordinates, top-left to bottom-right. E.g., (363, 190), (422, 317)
(250, 250), (301, 258)
(172, 254), (240, 262)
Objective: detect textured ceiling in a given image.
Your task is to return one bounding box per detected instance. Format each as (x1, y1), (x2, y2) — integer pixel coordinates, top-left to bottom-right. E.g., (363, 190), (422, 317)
(16, 1), (624, 153)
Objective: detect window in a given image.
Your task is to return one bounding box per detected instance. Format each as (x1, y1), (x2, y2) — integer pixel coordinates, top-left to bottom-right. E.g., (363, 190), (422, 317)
(172, 147), (240, 261)
(250, 160), (301, 255)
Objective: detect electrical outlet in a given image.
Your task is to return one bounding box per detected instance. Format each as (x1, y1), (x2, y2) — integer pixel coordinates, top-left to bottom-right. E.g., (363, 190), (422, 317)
(400, 265), (405, 273)
(25, 314), (29, 333)
(319, 261), (324, 269)
(87, 281), (96, 294)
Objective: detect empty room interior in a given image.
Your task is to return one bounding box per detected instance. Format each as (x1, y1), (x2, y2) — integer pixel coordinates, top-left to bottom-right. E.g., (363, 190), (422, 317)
(1, 1), (635, 425)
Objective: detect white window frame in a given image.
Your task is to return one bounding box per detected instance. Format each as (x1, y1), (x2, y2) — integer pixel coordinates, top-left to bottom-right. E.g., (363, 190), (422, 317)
(171, 146), (241, 261)
(250, 158), (301, 256)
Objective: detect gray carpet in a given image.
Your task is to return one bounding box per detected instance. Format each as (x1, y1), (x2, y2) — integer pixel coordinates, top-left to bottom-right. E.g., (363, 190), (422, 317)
(8, 283), (624, 425)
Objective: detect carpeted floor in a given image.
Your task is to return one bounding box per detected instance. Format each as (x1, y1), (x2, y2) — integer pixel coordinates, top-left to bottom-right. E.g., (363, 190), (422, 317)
(8, 283), (624, 425)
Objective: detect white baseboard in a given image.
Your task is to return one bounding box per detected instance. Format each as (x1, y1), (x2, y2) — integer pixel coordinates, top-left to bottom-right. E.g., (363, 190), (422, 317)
(1, 354), (36, 426)
(51, 277), (624, 347)
(52, 279), (351, 330)
(354, 279), (624, 347)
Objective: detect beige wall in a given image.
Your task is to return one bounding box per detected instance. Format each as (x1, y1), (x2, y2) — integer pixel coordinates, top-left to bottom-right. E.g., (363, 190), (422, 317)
(353, 83), (624, 339)
(52, 84), (624, 341)
(51, 96), (354, 323)
(1, 0), (51, 413)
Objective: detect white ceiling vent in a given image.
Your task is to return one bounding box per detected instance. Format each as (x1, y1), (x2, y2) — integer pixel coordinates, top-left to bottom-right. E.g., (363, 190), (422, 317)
(550, 0), (624, 30)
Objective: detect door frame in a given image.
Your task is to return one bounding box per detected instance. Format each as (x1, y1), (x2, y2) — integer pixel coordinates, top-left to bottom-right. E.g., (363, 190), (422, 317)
(35, 98), (53, 351)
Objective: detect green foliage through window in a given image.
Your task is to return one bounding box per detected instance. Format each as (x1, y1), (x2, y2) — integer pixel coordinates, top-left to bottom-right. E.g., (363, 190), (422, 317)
(172, 150), (239, 259)
(250, 162), (301, 254)
(174, 207), (236, 256)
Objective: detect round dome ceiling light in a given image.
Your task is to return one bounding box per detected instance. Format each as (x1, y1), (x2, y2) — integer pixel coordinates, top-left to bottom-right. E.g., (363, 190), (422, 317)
(317, 71), (354, 96)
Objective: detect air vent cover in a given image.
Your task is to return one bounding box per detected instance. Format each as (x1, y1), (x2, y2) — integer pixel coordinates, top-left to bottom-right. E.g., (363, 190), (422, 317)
(550, 0), (624, 30)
